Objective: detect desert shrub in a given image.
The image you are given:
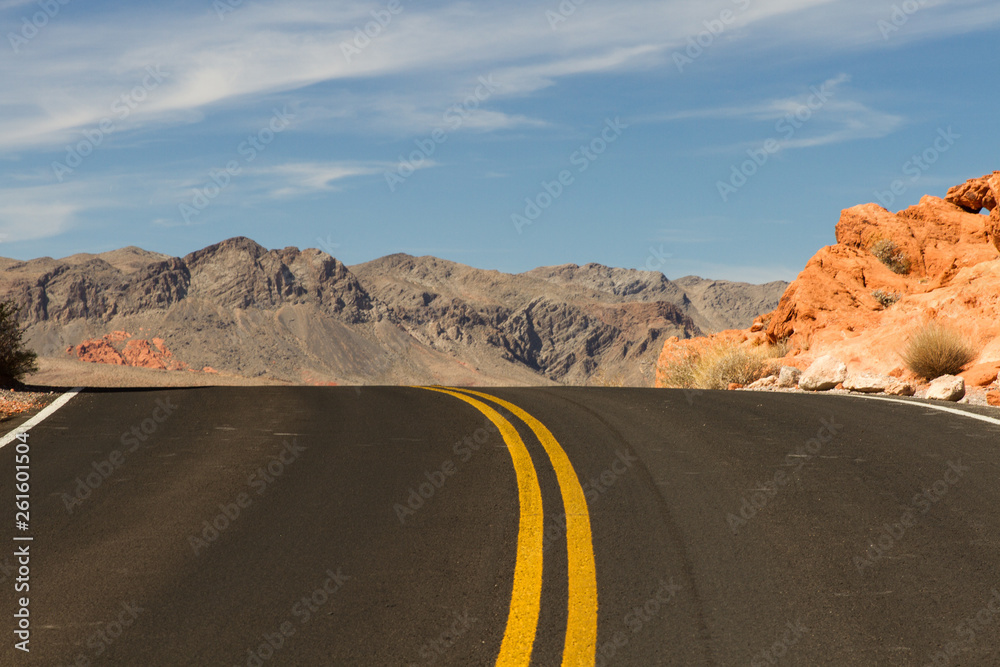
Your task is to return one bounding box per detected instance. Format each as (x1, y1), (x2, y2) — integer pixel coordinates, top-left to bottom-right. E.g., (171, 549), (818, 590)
(0, 300), (37, 386)
(691, 343), (776, 390)
(901, 322), (976, 379)
(768, 337), (792, 358)
(870, 239), (912, 275)
(660, 340), (779, 390)
(589, 367), (626, 387)
(657, 350), (699, 389)
(871, 288), (901, 309)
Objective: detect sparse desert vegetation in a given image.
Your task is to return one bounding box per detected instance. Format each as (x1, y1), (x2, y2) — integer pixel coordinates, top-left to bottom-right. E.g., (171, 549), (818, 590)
(901, 322), (976, 380)
(869, 238), (912, 275)
(658, 339), (784, 390)
(871, 288), (901, 309)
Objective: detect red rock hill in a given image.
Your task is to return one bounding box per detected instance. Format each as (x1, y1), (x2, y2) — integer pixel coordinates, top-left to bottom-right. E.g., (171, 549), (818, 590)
(657, 172), (1000, 389)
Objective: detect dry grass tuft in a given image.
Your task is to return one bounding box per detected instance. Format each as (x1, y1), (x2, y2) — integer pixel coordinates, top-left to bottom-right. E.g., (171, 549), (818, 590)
(901, 322), (976, 379)
(659, 340), (783, 390)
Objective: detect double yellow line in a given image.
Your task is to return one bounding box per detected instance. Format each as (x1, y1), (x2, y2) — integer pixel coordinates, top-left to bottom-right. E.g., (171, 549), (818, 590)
(422, 387), (598, 666)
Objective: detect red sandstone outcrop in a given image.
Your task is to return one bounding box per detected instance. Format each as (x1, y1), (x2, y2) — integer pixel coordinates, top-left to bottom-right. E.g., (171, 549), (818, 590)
(657, 172), (1000, 391)
(68, 332), (188, 371)
(73, 339), (125, 365)
(945, 171), (1000, 253)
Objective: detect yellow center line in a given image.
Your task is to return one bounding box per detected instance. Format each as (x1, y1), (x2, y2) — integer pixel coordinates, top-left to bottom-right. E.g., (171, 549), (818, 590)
(421, 386), (544, 667)
(453, 389), (598, 667)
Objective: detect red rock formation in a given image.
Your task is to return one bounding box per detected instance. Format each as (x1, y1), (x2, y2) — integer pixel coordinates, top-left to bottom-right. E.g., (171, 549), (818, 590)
(945, 171), (1000, 253)
(657, 173), (1000, 389)
(69, 332), (191, 371)
(74, 340), (126, 365)
(121, 339), (169, 370)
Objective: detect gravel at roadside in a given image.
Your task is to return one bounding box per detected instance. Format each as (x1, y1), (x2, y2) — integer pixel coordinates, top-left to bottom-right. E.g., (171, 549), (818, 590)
(0, 388), (58, 422)
(737, 383), (998, 409)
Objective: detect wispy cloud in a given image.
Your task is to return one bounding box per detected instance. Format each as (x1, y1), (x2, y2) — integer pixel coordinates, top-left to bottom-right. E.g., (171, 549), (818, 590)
(2, 0), (998, 265)
(252, 161), (394, 197)
(649, 74), (904, 151)
(0, 183), (94, 243)
(4, 1), (995, 155)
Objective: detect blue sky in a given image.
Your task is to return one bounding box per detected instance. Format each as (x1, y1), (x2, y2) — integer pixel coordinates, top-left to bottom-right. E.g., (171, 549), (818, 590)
(1, 0), (998, 282)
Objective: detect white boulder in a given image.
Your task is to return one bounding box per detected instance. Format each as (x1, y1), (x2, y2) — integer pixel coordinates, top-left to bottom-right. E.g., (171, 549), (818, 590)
(776, 366), (802, 388)
(843, 372), (893, 394)
(885, 380), (916, 397)
(925, 375), (965, 402)
(798, 356), (848, 391)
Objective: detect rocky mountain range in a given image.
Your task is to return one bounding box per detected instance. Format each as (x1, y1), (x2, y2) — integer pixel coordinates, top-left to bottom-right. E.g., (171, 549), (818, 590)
(0, 238), (786, 386)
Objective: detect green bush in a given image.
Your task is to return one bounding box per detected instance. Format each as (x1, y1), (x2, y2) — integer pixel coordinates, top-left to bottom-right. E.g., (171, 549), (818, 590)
(870, 239), (912, 275)
(901, 322), (976, 379)
(0, 300), (37, 386)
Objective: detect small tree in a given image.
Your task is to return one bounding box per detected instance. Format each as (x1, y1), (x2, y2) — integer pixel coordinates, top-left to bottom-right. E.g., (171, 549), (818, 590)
(0, 300), (38, 386)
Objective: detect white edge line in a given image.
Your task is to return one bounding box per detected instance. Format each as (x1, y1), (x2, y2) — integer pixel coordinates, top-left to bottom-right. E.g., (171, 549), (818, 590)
(0, 387), (84, 449)
(852, 394), (1000, 427)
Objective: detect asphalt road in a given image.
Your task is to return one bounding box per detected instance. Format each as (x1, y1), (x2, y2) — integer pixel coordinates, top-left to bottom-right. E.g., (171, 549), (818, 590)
(2, 386), (1000, 666)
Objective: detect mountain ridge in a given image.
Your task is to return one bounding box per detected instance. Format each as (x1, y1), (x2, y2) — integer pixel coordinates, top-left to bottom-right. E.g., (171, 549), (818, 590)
(0, 239), (787, 386)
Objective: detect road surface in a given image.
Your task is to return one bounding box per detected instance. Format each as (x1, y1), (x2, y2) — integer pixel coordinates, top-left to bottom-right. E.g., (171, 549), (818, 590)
(2, 386), (999, 665)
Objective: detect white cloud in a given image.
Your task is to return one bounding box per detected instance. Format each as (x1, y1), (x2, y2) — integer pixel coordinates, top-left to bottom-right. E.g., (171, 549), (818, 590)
(3, 0), (995, 154)
(1, 0), (997, 251)
(0, 185), (89, 243)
